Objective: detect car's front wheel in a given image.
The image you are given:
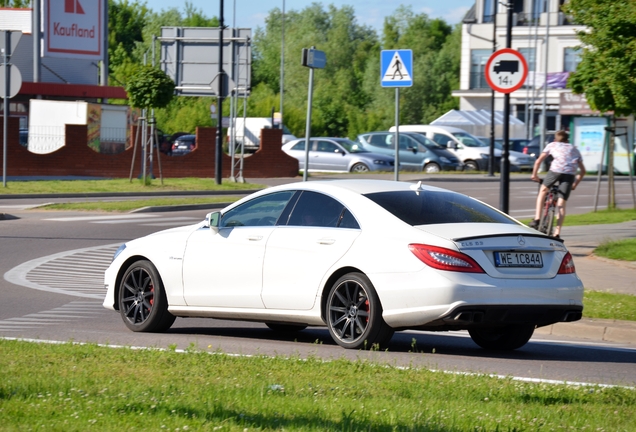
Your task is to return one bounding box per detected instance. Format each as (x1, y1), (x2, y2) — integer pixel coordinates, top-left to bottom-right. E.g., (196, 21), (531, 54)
(468, 324), (535, 350)
(118, 260), (175, 332)
(350, 163), (370, 173)
(464, 160), (480, 171)
(424, 162), (441, 173)
(326, 273), (394, 349)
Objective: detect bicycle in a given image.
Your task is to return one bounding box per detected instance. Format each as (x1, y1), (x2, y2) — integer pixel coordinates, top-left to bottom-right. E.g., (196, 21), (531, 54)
(536, 179), (559, 236)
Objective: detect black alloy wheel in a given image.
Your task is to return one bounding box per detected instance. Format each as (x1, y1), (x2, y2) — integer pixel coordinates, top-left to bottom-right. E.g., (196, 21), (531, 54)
(326, 273), (394, 349)
(118, 260), (175, 332)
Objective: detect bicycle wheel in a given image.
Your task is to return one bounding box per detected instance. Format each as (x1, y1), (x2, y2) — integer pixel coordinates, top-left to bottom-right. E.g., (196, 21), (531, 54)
(538, 200), (555, 236)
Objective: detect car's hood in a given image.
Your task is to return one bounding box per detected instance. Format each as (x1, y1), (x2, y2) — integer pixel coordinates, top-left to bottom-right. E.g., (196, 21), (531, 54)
(428, 147), (460, 159)
(127, 223), (202, 247)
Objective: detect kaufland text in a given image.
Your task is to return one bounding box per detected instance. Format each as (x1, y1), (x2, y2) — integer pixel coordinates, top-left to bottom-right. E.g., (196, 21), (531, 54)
(53, 23), (95, 38)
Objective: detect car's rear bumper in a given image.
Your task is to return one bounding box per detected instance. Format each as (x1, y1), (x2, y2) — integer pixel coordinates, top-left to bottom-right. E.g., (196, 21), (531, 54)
(408, 304), (583, 331)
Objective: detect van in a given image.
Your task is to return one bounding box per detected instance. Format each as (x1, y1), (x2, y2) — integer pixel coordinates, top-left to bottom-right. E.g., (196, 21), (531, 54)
(388, 125), (501, 171)
(227, 117), (297, 152)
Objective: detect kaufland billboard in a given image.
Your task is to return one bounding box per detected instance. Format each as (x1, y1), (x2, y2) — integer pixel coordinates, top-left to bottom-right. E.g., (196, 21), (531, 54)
(44, 0), (103, 60)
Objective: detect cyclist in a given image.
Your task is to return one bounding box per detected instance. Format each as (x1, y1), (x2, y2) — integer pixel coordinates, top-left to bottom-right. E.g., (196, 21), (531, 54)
(529, 130), (585, 239)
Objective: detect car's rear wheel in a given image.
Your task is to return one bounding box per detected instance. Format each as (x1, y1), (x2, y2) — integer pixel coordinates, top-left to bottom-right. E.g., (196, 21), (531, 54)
(424, 162), (441, 173)
(118, 260), (175, 332)
(468, 324), (535, 350)
(350, 163), (370, 173)
(266, 323), (307, 332)
(326, 273), (394, 349)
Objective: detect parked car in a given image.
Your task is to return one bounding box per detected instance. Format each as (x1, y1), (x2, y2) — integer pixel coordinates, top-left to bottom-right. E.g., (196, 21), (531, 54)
(477, 137), (536, 172)
(19, 128), (28, 147)
(356, 131), (463, 173)
(493, 138), (530, 153)
(389, 125), (501, 171)
(171, 134), (196, 155)
(526, 133), (555, 168)
(104, 179), (583, 350)
(282, 137), (395, 173)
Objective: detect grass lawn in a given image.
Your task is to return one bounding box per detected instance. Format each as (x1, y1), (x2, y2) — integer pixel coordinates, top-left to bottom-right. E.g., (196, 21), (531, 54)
(1, 340), (634, 431)
(584, 290), (636, 321)
(0, 178), (266, 195)
(595, 238), (636, 261)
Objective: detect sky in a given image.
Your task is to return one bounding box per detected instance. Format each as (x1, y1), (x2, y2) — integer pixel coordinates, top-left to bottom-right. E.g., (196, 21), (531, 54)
(145, 0), (474, 31)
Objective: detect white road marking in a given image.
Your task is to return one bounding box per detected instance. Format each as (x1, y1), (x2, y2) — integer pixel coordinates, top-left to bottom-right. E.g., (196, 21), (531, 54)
(0, 301), (108, 331)
(4, 243), (121, 299)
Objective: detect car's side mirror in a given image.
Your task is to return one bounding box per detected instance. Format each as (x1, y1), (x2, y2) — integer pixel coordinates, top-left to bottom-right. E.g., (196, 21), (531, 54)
(447, 140), (457, 149)
(206, 211), (221, 235)
(408, 146), (417, 154)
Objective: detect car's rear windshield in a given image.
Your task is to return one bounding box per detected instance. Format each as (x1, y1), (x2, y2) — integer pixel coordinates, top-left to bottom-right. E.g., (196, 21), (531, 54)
(364, 190), (518, 225)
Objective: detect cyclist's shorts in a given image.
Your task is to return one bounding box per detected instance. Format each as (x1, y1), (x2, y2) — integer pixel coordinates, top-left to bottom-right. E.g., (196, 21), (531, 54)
(544, 171), (576, 200)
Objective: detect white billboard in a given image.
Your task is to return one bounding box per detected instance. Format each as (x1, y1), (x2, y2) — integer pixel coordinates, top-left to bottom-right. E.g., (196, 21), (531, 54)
(44, 0), (103, 60)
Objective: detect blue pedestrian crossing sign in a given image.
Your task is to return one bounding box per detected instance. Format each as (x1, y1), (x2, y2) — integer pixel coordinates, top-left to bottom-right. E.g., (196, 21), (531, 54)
(381, 49), (413, 87)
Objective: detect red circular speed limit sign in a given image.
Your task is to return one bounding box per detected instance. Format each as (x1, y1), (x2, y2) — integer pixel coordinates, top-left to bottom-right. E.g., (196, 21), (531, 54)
(485, 48), (528, 93)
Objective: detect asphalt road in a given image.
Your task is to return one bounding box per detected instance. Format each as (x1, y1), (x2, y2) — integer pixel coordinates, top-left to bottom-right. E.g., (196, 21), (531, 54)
(1, 176), (636, 387)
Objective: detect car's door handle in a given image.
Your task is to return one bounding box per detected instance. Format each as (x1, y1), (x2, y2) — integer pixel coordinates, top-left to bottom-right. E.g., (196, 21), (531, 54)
(317, 238), (335, 245)
(247, 235), (263, 241)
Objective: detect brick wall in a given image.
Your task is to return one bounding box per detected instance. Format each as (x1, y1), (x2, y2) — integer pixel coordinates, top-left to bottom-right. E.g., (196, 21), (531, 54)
(0, 118), (299, 179)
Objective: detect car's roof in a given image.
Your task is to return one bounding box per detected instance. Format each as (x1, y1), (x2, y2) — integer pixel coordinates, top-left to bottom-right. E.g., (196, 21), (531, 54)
(393, 125), (467, 133)
(359, 131), (428, 137)
(265, 179), (446, 196)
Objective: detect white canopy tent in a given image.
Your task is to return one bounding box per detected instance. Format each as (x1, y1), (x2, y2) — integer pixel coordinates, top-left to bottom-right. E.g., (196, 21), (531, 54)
(431, 110), (526, 139)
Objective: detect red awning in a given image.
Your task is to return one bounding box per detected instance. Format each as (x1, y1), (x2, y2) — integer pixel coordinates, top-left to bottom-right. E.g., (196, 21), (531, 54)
(19, 82), (127, 99)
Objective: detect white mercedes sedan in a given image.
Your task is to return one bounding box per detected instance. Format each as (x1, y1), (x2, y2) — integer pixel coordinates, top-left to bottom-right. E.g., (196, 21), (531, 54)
(103, 180), (583, 351)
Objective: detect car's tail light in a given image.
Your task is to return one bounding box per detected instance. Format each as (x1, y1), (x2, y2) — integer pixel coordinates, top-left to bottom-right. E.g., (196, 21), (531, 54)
(409, 244), (485, 273)
(558, 252), (576, 274)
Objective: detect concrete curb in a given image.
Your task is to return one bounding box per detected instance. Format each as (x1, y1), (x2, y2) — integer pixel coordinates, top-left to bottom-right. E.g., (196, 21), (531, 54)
(535, 318), (636, 345)
(131, 202), (233, 213)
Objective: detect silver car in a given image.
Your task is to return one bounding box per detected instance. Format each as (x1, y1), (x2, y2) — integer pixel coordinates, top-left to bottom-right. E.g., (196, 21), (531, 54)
(282, 138), (395, 173)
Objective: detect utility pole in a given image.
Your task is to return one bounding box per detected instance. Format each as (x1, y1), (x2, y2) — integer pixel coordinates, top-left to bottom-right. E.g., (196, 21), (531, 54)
(215, 0), (225, 185)
(499, 1), (513, 214)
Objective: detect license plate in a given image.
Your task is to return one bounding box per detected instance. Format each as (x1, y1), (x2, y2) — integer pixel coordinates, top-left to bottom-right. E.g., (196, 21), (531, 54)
(494, 251), (543, 268)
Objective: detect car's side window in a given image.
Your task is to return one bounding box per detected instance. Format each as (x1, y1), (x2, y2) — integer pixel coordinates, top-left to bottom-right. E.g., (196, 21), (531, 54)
(368, 134), (391, 149)
(287, 191), (359, 228)
(220, 191), (295, 228)
(316, 140), (338, 153)
(291, 140), (307, 151)
(432, 133), (449, 145)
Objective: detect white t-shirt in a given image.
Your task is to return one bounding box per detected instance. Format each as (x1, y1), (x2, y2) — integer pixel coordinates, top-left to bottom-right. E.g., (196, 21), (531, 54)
(543, 141), (583, 174)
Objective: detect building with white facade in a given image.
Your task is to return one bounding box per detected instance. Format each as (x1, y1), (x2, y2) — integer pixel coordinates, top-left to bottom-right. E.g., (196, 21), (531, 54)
(453, 0), (584, 137)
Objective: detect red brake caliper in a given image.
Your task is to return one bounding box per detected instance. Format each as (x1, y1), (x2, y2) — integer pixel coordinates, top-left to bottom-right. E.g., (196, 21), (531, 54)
(149, 283), (154, 307)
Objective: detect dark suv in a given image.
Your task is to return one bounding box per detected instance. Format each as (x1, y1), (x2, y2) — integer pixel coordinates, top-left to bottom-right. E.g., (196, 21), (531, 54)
(357, 132), (463, 173)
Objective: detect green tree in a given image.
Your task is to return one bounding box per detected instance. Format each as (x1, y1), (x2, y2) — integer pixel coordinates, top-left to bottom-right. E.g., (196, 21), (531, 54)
(252, 4), (378, 138)
(108, 1), (149, 67)
(563, 0), (636, 116)
(126, 65), (175, 110)
(360, 7), (459, 133)
(563, 0), (636, 209)
(0, 0), (30, 7)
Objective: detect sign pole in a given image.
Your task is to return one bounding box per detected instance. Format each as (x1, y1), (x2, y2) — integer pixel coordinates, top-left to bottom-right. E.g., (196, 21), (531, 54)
(300, 46), (326, 181)
(394, 88), (399, 181)
(500, 1), (513, 214)
(2, 32), (10, 188)
(380, 49), (413, 180)
(303, 65), (314, 182)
